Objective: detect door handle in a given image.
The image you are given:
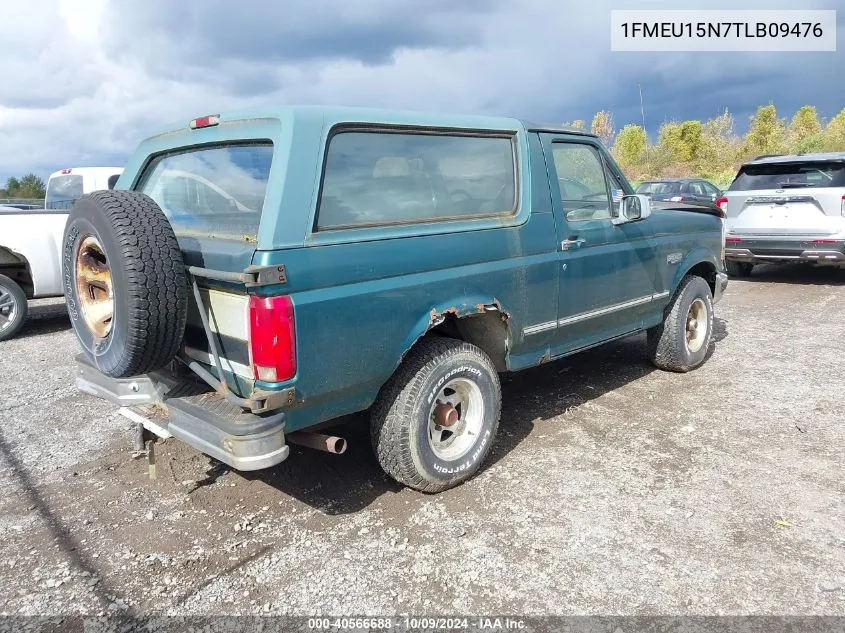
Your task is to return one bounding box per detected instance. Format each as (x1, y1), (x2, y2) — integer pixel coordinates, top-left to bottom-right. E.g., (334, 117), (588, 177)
(561, 237), (586, 251)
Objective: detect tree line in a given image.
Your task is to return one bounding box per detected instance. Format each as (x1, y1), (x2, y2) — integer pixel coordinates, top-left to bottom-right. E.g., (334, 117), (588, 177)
(0, 174), (46, 199)
(564, 104), (845, 188)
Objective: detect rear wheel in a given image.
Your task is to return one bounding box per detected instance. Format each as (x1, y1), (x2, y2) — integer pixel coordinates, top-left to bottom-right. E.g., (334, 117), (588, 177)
(725, 260), (753, 278)
(370, 337), (501, 493)
(0, 274), (28, 341)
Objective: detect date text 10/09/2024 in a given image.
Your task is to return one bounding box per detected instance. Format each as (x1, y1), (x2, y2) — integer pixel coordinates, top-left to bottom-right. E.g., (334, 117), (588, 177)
(620, 22), (824, 39)
(307, 617), (528, 630)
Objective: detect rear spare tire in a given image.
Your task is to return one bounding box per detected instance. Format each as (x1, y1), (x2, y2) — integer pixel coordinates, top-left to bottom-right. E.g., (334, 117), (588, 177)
(63, 190), (188, 378)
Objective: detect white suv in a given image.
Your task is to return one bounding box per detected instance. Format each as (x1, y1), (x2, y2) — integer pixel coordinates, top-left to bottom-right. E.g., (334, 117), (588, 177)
(719, 153), (845, 277)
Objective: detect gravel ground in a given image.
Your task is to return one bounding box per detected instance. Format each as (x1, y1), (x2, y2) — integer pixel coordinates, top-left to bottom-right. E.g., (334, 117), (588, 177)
(0, 263), (843, 617)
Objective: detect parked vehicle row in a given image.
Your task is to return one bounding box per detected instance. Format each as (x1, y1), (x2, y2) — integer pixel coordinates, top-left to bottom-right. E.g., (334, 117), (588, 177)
(62, 106), (728, 493)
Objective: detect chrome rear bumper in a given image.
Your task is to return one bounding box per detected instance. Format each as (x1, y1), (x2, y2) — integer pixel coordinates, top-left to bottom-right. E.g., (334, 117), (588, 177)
(75, 355), (289, 471)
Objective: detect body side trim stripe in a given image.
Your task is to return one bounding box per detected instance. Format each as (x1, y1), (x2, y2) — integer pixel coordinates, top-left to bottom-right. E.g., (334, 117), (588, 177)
(522, 290), (671, 337)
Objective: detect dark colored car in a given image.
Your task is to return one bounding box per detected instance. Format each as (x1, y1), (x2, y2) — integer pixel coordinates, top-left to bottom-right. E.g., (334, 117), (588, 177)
(636, 179), (722, 205)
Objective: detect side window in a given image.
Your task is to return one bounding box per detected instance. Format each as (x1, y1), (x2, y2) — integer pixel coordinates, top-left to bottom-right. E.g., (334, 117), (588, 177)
(316, 130), (517, 230)
(701, 181), (720, 196)
(551, 143), (611, 222)
(689, 182), (707, 196)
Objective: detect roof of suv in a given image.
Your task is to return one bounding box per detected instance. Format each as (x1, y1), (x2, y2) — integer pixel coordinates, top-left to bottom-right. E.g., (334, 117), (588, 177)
(743, 152), (845, 166)
(151, 105), (600, 139)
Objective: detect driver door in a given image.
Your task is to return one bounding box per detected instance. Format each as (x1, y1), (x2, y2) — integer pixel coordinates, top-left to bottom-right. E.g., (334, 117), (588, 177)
(540, 134), (661, 357)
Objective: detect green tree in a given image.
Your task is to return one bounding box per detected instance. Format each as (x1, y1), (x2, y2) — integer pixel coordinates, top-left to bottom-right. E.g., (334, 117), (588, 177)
(657, 120), (703, 163)
(787, 105), (822, 151)
(825, 108), (845, 149)
(591, 110), (615, 147)
(16, 173), (46, 198)
(5, 177), (20, 196)
(696, 109), (740, 180)
(741, 104), (786, 159)
(612, 124), (648, 168)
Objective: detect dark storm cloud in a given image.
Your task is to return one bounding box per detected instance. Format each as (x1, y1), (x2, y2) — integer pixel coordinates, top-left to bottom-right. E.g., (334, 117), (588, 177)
(100, 0), (501, 66)
(2, 0), (843, 182)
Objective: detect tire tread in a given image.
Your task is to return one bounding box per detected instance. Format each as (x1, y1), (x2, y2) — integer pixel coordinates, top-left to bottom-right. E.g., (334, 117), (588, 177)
(370, 336), (501, 493)
(71, 190), (187, 377)
(647, 275), (712, 373)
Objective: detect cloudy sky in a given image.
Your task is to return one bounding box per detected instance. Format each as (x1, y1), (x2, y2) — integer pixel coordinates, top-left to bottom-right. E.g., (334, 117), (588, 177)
(0, 0), (843, 184)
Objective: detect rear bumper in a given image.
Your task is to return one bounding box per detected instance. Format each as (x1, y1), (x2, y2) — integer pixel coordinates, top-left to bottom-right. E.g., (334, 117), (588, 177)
(725, 238), (845, 265)
(75, 355), (289, 471)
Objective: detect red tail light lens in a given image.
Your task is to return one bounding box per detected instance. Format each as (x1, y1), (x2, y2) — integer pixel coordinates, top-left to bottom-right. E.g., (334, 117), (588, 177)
(716, 196), (728, 212)
(725, 237), (742, 244)
(249, 295), (296, 383)
(841, 194), (845, 217)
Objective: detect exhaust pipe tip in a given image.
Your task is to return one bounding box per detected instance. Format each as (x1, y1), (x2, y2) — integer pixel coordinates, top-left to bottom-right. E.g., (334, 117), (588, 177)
(287, 431), (347, 455)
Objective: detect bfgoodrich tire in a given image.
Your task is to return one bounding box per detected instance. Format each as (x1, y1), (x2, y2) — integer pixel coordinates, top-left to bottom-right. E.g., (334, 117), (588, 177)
(0, 274), (28, 342)
(647, 275), (714, 373)
(63, 190), (188, 378)
(370, 337), (501, 493)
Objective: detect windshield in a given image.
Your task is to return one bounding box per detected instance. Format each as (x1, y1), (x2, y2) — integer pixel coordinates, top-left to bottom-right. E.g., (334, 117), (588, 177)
(730, 162), (845, 191)
(45, 175), (84, 209)
(637, 181), (682, 195)
(137, 142), (273, 240)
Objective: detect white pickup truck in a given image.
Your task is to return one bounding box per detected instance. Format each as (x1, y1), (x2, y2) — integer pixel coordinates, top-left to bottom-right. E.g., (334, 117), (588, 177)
(0, 166), (123, 341)
(0, 208), (69, 340)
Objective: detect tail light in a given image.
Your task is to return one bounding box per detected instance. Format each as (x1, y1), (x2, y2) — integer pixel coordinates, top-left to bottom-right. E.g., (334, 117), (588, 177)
(716, 196), (728, 213)
(841, 194), (845, 217)
(249, 295), (296, 382)
(725, 237), (743, 244)
(189, 114), (220, 130)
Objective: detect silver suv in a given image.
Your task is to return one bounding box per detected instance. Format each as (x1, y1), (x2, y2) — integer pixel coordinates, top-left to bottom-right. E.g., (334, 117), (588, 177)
(720, 152), (845, 277)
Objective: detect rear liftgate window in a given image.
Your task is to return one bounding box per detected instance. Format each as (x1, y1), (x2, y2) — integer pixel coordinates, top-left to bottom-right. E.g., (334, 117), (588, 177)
(730, 162), (845, 190)
(316, 130), (517, 230)
(137, 142), (273, 240)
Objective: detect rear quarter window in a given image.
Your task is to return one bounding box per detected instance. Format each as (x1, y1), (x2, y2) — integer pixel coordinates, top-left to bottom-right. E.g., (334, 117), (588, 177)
(46, 175), (84, 209)
(316, 129), (517, 230)
(137, 142), (273, 240)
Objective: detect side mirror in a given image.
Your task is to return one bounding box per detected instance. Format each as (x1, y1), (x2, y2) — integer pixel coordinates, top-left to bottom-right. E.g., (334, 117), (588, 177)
(613, 194), (651, 225)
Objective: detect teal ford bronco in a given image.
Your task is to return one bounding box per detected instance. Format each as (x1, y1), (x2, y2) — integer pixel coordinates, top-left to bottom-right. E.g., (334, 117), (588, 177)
(64, 106), (728, 492)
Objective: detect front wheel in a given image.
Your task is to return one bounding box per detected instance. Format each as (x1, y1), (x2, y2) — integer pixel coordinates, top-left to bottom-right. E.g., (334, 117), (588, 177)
(370, 337), (501, 493)
(647, 276), (714, 373)
(0, 274), (28, 342)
